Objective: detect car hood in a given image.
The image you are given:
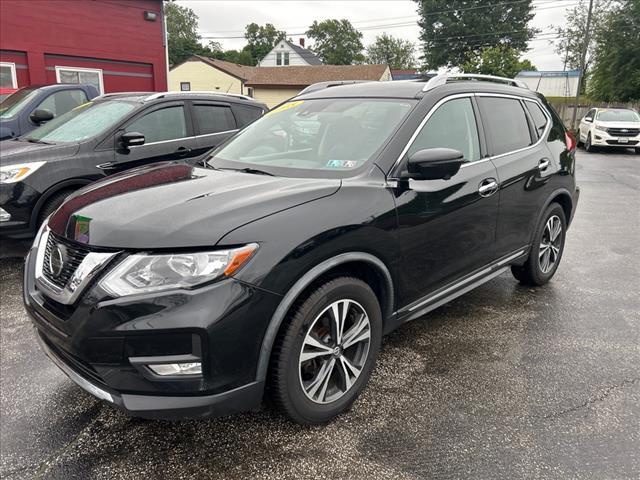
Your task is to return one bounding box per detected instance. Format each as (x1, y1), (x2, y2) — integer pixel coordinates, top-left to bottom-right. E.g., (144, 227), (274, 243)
(595, 121), (640, 129)
(0, 138), (79, 163)
(48, 162), (341, 249)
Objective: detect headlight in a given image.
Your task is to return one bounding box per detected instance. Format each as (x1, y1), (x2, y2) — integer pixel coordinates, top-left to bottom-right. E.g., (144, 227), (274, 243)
(0, 161), (46, 184)
(594, 123), (607, 132)
(99, 244), (258, 297)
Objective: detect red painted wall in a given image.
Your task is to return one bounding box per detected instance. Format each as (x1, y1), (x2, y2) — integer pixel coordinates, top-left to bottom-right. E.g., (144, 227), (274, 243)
(0, 0), (167, 92)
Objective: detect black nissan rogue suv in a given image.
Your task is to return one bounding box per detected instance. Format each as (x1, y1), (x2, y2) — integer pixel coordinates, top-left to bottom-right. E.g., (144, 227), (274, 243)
(24, 75), (579, 424)
(0, 91), (266, 239)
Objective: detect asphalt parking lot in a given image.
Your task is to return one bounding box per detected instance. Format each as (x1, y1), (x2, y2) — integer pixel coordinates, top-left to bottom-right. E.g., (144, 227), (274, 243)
(1, 149), (639, 480)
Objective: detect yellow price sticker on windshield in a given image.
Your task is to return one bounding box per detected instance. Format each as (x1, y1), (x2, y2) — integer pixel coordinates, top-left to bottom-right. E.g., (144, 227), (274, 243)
(72, 101), (93, 111)
(266, 100), (304, 116)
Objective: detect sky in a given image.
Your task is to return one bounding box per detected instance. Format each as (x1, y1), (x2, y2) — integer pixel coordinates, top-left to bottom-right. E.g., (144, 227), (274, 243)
(177, 0), (579, 71)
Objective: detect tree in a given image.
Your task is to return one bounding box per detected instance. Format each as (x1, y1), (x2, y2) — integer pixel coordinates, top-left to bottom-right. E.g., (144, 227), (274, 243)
(461, 45), (537, 78)
(414, 0), (537, 70)
(551, 0), (614, 74)
(164, 1), (208, 66)
(589, 0), (640, 101)
(244, 23), (286, 64)
(307, 19), (365, 64)
(366, 33), (416, 69)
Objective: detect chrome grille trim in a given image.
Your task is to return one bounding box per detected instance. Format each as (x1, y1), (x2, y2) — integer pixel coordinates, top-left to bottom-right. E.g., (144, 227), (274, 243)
(35, 227), (120, 305)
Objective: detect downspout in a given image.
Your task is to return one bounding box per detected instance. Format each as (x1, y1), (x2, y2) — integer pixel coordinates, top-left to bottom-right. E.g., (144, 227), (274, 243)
(161, 1), (169, 91)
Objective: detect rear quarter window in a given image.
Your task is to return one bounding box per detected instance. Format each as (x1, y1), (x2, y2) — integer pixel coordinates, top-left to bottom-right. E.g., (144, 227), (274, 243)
(232, 104), (264, 128)
(524, 101), (549, 140)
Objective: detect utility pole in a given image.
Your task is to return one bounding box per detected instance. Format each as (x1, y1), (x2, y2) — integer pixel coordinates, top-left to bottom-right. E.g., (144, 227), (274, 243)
(571, 0), (594, 130)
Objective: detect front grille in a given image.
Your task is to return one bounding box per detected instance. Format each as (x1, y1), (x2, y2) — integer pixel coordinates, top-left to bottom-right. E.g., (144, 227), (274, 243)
(606, 139), (638, 145)
(42, 233), (91, 289)
(606, 128), (640, 137)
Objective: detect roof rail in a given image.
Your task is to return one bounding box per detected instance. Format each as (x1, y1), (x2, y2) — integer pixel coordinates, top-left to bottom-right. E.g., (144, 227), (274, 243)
(143, 91), (254, 102)
(422, 73), (529, 92)
(94, 91), (153, 101)
(298, 80), (373, 96)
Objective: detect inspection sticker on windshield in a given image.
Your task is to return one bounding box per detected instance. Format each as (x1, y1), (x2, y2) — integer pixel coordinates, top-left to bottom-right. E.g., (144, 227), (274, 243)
(266, 100), (304, 116)
(326, 160), (359, 168)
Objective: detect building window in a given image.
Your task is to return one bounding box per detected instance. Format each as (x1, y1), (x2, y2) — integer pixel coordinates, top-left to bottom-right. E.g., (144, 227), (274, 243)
(180, 82), (191, 91)
(0, 62), (17, 89)
(276, 52), (290, 66)
(246, 87), (254, 98)
(55, 66), (104, 94)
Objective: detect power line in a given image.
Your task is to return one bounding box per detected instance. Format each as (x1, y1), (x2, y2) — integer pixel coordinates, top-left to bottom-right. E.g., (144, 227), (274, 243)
(199, 0), (579, 39)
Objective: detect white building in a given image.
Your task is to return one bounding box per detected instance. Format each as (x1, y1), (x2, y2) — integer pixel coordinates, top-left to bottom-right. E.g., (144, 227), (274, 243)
(515, 70), (581, 98)
(258, 39), (322, 67)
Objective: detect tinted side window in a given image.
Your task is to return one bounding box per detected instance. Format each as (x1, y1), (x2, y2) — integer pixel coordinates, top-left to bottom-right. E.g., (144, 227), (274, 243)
(408, 97), (481, 162)
(126, 105), (187, 143)
(478, 97), (532, 155)
(232, 104), (263, 128)
(525, 101), (549, 139)
(194, 104), (236, 135)
(37, 89), (88, 117)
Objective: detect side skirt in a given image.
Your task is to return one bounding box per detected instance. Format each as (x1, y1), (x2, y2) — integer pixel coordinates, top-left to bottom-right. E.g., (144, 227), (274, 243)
(393, 247), (528, 326)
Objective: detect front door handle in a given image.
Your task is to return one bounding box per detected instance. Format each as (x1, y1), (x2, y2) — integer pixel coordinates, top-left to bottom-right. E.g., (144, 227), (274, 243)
(538, 158), (550, 171)
(175, 146), (192, 157)
(478, 178), (498, 197)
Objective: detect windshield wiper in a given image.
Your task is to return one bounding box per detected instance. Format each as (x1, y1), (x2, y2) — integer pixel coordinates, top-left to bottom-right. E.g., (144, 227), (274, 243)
(25, 138), (53, 145)
(220, 167), (274, 176)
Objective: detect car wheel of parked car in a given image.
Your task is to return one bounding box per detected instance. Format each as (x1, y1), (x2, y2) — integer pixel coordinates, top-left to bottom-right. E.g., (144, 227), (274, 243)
(511, 203), (566, 286)
(270, 276), (382, 424)
(37, 189), (74, 226)
(585, 133), (594, 152)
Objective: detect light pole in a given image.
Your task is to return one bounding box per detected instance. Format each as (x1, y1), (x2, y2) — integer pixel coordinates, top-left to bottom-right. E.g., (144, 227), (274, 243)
(571, 0), (595, 130)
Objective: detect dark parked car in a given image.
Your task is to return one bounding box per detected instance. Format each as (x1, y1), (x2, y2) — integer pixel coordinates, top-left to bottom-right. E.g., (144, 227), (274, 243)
(0, 84), (99, 140)
(1, 92), (266, 238)
(24, 75), (579, 424)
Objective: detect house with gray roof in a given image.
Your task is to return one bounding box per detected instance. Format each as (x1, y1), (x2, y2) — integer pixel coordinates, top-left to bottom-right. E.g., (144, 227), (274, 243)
(258, 38), (322, 67)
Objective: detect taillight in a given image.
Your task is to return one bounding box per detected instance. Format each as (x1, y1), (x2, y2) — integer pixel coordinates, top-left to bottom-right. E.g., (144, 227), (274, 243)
(565, 131), (577, 152)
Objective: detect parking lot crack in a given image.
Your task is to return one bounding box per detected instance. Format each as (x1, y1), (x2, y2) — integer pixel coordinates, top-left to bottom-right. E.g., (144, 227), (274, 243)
(543, 377), (639, 420)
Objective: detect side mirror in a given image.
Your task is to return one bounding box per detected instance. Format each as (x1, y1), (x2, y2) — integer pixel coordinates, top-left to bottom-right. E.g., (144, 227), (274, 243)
(584, 117), (593, 123)
(405, 148), (465, 181)
(121, 131), (145, 148)
(30, 109), (54, 125)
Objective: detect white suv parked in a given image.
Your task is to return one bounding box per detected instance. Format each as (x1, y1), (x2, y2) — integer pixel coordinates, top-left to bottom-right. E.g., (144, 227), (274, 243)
(578, 108), (640, 153)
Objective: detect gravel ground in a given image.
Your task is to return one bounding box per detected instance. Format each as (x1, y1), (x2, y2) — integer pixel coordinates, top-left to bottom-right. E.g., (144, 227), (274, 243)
(1, 149), (639, 480)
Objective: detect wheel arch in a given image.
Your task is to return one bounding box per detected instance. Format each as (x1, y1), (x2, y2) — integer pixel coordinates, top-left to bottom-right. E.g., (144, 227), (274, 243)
(530, 188), (574, 247)
(30, 178), (94, 230)
(255, 252), (394, 383)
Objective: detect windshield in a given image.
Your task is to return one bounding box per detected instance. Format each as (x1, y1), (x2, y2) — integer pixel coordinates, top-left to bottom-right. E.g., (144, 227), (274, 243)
(209, 98), (415, 177)
(24, 101), (137, 143)
(596, 109), (640, 122)
(0, 87), (39, 118)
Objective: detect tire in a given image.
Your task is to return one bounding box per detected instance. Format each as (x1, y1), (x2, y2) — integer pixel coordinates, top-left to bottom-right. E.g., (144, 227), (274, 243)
(511, 203), (567, 286)
(269, 276), (382, 424)
(585, 132), (594, 152)
(37, 189), (74, 226)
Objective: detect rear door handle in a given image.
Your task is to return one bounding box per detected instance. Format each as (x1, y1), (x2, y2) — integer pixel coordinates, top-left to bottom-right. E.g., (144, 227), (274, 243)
(175, 147), (191, 157)
(538, 158), (550, 171)
(478, 178), (498, 197)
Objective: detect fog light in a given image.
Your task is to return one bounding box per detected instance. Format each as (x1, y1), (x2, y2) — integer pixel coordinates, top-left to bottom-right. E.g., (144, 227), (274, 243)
(595, 135), (602, 140)
(0, 207), (10, 222)
(148, 362), (202, 376)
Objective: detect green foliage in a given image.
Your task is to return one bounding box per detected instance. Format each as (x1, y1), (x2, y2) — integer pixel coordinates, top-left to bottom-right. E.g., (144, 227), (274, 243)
(461, 45), (537, 78)
(244, 23), (287, 65)
(165, 1), (210, 66)
(307, 19), (365, 64)
(366, 33), (416, 69)
(413, 0), (537, 70)
(551, 0), (614, 73)
(589, 0), (640, 101)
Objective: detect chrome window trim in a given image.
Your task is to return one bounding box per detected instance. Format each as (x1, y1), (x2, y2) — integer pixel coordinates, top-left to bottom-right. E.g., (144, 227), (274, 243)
(34, 227), (119, 305)
(389, 92), (553, 177)
(194, 129), (238, 140)
(130, 135), (196, 148)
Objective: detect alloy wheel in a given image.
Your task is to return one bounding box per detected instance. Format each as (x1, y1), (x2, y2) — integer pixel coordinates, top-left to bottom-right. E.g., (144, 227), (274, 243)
(298, 299), (371, 404)
(539, 215), (562, 274)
